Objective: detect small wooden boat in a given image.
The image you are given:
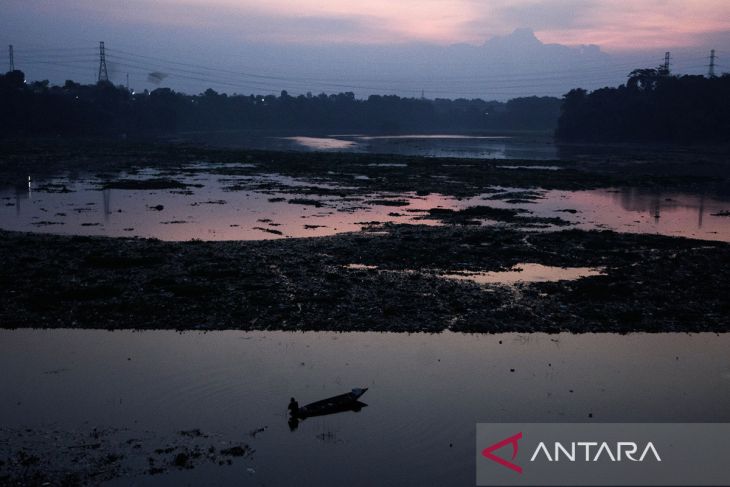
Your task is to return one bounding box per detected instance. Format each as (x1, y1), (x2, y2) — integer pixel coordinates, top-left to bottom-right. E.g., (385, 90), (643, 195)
(296, 388), (368, 418)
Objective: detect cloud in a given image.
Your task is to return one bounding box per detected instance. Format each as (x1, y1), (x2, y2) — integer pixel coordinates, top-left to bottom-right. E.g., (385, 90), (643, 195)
(3, 0), (729, 51)
(467, 0), (595, 33)
(498, 0), (730, 51)
(453, 0), (730, 51)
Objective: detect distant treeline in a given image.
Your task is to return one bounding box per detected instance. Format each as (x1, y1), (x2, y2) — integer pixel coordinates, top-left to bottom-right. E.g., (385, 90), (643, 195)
(557, 70), (730, 143)
(0, 70), (560, 137)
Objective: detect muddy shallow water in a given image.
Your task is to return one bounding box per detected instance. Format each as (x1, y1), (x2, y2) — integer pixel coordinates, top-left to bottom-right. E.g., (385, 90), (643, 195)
(2, 329), (729, 486)
(2, 165), (728, 241)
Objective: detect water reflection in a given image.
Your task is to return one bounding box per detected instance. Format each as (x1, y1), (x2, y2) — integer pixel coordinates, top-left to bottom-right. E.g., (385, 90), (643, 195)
(188, 132), (558, 160)
(102, 187), (111, 221)
(551, 188), (730, 240)
(357, 135), (511, 140)
(442, 263), (605, 285)
(0, 169), (728, 242)
(284, 136), (357, 150)
(356, 134), (557, 160)
(613, 188), (713, 228)
(496, 165), (561, 171)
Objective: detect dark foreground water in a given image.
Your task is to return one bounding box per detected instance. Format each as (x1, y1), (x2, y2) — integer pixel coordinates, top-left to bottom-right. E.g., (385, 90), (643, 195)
(1, 330), (729, 486)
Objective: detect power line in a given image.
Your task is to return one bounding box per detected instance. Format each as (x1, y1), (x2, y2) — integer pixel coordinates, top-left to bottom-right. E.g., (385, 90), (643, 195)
(22, 62), (99, 83)
(20, 57), (99, 64)
(9, 51), (638, 98)
(106, 46), (653, 85)
(8, 41), (721, 99)
(109, 45), (637, 79)
(7, 45), (682, 79)
(104, 51), (633, 96)
(110, 60), (625, 97)
(12, 47), (97, 54)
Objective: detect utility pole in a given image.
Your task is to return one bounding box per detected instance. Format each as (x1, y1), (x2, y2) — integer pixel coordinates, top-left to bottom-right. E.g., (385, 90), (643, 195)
(126, 73), (129, 90)
(708, 49), (716, 78)
(8, 44), (14, 72)
(98, 41), (109, 82)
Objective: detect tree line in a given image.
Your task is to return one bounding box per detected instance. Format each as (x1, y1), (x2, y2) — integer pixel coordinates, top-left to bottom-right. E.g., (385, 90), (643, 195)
(0, 70), (561, 137)
(556, 69), (730, 143)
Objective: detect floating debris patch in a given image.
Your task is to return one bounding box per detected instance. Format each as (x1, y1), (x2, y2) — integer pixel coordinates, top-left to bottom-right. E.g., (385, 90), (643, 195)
(101, 178), (199, 190)
(0, 427), (253, 485)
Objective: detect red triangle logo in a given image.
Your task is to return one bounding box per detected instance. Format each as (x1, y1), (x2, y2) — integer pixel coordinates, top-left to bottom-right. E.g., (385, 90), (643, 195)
(481, 432), (523, 474)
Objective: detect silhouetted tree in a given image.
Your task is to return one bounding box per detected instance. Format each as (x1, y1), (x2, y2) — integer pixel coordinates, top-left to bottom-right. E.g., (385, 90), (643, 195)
(557, 69), (730, 143)
(0, 70), (563, 138)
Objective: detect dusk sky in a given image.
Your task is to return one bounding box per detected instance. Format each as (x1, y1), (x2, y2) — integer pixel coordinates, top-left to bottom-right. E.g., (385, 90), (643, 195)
(2, 0), (728, 99)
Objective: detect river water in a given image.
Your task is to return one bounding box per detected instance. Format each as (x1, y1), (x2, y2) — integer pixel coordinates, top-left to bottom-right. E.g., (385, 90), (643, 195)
(182, 133), (559, 160)
(1, 137), (728, 485)
(2, 329), (729, 486)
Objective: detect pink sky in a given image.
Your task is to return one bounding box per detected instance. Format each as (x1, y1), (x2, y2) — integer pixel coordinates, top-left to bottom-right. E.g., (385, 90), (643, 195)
(6, 0), (729, 51)
(2, 0), (727, 98)
(113, 0), (730, 51)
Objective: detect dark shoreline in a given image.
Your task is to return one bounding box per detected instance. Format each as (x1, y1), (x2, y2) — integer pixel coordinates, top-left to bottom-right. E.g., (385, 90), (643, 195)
(1, 138), (729, 195)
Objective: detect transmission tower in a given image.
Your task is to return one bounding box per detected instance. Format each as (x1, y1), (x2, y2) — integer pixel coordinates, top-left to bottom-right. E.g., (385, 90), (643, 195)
(8, 45), (14, 72)
(661, 51), (671, 75)
(709, 49), (717, 77)
(98, 41), (109, 82)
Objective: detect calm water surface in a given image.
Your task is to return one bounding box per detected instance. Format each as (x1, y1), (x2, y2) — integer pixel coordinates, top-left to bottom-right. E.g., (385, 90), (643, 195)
(1, 329), (729, 486)
(188, 133), (558, 160)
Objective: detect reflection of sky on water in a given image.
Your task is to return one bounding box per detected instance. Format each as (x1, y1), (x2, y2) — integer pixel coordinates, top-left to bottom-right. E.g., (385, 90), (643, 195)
(1, 329), (729, 486)
(441, 263), (605, 285)
(283, 136), (358, 150)
(193, 133), (558, 160)
(343, 263), (605, 285)
(537, 188), (730, 241)
(0, 172), (451, 241)
(351, 134), (557, 160)
(1, 168), (728, 241)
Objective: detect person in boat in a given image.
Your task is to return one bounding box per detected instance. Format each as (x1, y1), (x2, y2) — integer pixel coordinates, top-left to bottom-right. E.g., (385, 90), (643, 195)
(288, 397), (299, 416)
